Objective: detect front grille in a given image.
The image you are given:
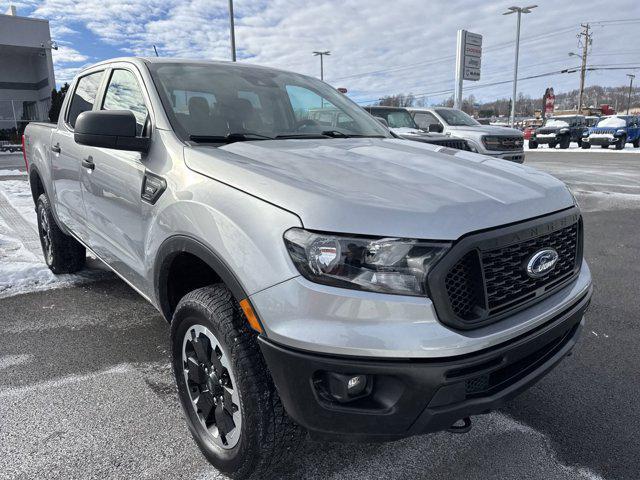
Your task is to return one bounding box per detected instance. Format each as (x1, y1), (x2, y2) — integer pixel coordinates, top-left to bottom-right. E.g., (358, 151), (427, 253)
(483, 136), (524, 151)
(430, 210), (583, 329)
(429, 139), (470, 151)
(482, 222), (578, 312)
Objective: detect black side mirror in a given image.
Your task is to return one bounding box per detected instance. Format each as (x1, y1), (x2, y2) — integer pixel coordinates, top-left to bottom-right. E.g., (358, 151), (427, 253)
(428, 123), (443, 133)
(75, 110), (149, 153)
(374, 116), (389, 128)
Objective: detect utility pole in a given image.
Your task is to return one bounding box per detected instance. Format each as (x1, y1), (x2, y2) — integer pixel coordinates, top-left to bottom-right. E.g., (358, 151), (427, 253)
(228, 0), (236, 61)
(503, 5), (537, 128)
(153, 45), (159, 57)
(577, 23), (592, 113)
(627, 74), (636, 114)
(313, 51), (330, 80)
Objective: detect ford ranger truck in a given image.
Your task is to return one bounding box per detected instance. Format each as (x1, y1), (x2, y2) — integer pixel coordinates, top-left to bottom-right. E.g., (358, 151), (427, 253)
(582, 115), (640, 150)
(24, 58), (592, 480)
(407, 107), (525, 163)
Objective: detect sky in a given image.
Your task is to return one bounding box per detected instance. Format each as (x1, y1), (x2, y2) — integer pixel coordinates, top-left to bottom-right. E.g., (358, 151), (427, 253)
(3, 0), (640, 105)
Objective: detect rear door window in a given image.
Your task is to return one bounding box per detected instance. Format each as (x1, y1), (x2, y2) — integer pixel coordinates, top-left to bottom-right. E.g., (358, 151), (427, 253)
(102, 69), (149, 136)
(66, 71), (104, 128)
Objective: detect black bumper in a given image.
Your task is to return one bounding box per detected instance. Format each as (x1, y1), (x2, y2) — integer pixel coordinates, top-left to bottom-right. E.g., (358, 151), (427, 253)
(259, 288), (591, 442)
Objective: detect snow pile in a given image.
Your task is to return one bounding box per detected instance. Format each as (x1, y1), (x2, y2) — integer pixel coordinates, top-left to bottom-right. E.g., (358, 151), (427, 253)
(0, 169), (26, 177)
(0, 180), (110, 299)
(596, 116), (627, 128)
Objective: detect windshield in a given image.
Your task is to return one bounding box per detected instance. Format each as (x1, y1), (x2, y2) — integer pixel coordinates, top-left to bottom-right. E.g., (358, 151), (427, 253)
(596, 116), (628, 128)
(435, 109), (480, 126)
(544, 118), (570, 128)
(370, 109), (417, 129)
(148, 63), (390, 142)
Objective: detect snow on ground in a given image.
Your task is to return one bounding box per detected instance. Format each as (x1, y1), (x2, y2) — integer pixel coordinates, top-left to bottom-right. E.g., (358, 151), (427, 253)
(0, 180), (109, 299)
(525, 141), (640, 153)
(0, 169), (26, 177)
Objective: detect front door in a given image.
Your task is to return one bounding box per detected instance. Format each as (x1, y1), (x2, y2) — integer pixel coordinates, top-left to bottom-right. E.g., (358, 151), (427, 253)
(51, 70), (104, 241)
(80, 67), (151, 288)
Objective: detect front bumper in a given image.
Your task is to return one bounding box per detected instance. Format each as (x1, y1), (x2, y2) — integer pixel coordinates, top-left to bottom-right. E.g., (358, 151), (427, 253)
(532, 134), (557, 145)
(259, 288), (590, 441)
(584, 134), (617, 146)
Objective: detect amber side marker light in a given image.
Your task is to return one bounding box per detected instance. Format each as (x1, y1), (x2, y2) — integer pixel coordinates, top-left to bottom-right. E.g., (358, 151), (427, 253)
(240, 298), (262, 333)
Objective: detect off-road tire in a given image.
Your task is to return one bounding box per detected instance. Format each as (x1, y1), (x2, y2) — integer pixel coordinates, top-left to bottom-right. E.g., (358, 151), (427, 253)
(36, 193), (85, 273)
(633, 138), (639, 148)
(615, 136), (626, 150)
(581, 142), (591, 149)
(559, 136), (570, 149)
(601, 144), (609, 149)
(549, 141), (557, 149)
(171, 285), (304, 479)
(528, 139), (538, 149)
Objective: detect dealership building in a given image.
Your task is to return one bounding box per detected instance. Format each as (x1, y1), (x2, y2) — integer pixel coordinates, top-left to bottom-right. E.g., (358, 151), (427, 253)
(0, 6), (56, 142)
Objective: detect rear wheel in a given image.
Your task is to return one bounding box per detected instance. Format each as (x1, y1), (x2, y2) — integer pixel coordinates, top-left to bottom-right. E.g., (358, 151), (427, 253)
(36, 193), (86, 273)
(615, 136), (626, 150)
(528, 139), (538, 149)
(171, 285), (304, 479)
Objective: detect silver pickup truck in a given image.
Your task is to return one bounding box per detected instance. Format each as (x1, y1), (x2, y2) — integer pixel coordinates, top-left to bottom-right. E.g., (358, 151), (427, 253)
(24, 57), (592, 479)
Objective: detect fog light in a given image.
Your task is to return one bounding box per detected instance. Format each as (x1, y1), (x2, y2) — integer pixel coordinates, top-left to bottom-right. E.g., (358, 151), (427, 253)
(322, 372), (371, 403)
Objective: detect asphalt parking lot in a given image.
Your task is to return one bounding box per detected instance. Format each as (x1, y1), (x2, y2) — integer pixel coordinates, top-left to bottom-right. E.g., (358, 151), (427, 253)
(1, 149), (639, 479)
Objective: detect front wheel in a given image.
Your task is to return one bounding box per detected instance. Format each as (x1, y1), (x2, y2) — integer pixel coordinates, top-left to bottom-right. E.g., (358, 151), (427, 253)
(615, 136), (626, 150)
(601, 144), (609, 149)
(36, 194), (85, 273)
(528, 139), (538, 149)
(633, 138), (639, 148)
(171, 285), (304, 479)
(559, 136), (570, 149)
(549, 141), (557, 149)
(581, 141), (591, 149)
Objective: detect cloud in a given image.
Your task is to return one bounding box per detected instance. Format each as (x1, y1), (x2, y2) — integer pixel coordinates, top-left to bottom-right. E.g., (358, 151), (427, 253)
(52, 45), (88, 64)
(2, 0), (639, 101)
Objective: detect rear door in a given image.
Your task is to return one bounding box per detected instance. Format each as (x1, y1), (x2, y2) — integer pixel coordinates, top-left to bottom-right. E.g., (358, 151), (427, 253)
(80, 65), (152, 288)
(51, 69), (105, 241)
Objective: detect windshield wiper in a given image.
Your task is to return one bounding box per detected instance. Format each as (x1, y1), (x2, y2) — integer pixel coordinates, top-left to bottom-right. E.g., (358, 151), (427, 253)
(274, 133), (331, 139)
(189, 132), (274, 143)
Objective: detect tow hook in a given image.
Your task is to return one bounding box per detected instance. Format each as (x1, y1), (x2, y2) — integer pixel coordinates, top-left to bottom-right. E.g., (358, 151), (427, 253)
(447, 416), (472, 434)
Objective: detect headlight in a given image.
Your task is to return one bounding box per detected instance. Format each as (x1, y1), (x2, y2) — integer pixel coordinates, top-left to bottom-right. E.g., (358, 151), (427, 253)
(284, 228), (450, 296)
(559, 128), (569, 134)
(615, 129), (625, 135)
(582, 130), (589, 137)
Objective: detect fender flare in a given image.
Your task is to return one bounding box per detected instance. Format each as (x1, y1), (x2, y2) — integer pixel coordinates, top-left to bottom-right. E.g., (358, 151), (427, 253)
(154, 235), (248, 320)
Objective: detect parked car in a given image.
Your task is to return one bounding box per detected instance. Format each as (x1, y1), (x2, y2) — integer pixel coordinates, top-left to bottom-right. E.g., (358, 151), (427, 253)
(364, 106), (470, 150)
(407, 107), (525, 163)
(25, 57), (592, 479)
(529, 115), (587, 149)
(581, 115), (640, 150)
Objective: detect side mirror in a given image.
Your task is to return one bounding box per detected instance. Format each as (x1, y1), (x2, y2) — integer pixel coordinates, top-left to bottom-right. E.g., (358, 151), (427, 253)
(75, 110), (149, 153)
(428, 123), (443, 133)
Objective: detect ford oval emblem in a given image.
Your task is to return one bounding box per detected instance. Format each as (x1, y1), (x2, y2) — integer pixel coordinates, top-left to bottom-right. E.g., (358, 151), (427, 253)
(526, 249), (559, 278)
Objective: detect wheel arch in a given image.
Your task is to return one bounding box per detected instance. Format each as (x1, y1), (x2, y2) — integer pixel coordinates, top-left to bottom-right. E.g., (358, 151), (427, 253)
(28, 165), (46, 205)
(154, 235), (249, 322)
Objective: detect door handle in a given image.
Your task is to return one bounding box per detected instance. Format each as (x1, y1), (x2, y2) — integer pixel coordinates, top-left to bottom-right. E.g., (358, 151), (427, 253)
(82, 156), (95, 170)
(51, 144), (61, 154)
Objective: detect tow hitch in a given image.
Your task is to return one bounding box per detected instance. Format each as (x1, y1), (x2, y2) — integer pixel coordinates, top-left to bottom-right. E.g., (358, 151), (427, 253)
(447, 416), (472, 434)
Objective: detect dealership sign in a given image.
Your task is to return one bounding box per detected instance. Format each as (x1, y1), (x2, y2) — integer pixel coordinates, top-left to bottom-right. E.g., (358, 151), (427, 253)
(459, 30), (482, 81)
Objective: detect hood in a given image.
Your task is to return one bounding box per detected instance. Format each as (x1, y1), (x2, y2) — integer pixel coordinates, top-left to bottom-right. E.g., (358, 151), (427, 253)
(447, 125), (523, 136)
(184, 138), (574, 240)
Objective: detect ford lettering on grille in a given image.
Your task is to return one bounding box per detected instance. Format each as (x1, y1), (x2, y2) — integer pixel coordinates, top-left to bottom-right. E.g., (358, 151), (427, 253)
(526, 249), (559, 278)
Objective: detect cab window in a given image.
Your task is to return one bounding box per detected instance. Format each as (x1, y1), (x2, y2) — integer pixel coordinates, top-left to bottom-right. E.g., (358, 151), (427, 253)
(102, 69), (149, 136)
(413, 112), (441, 130)
(66, 71), (104, 128)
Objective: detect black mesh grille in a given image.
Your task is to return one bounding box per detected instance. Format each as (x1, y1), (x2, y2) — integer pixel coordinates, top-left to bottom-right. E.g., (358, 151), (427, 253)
(482, 222), (579, 311)
(444, 251), (484, 319)
(483, 136), (524, 151)
(440, 217), (581, 328)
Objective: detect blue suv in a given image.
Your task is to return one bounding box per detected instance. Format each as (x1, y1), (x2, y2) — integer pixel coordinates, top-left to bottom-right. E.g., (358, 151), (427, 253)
(582, 115), (640, 150)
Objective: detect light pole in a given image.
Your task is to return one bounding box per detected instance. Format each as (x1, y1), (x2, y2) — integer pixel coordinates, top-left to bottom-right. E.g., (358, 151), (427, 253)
(503, 5), (537, 128)
(627, 74), (635, 115)
(229, 0), (236, 61)
(313, 51), (330, 81)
